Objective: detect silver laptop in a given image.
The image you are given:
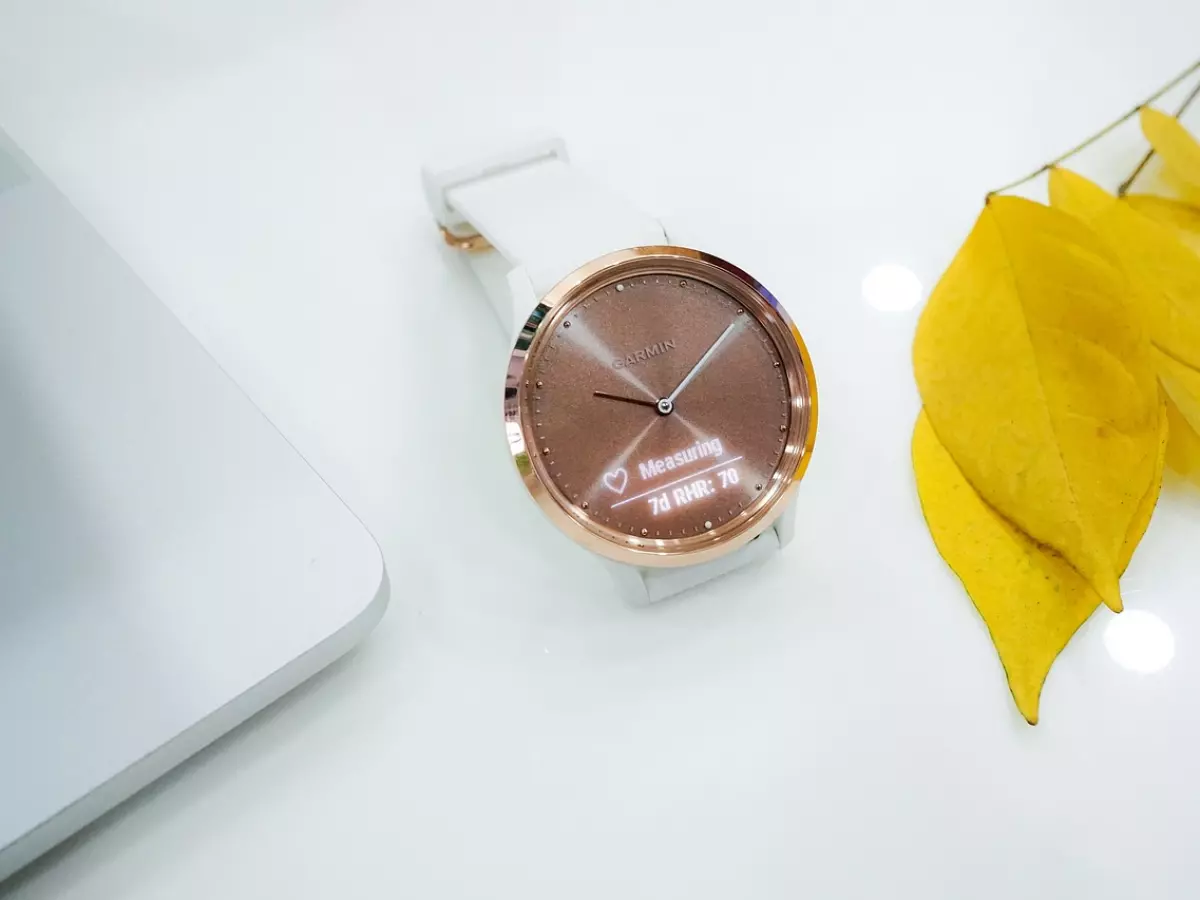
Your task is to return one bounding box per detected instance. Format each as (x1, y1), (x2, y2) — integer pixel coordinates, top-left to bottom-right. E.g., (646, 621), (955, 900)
(0, 127), (388, 880)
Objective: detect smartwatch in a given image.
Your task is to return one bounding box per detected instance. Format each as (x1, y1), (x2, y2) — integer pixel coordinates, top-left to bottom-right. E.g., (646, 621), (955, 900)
(422, 138), (817, 604)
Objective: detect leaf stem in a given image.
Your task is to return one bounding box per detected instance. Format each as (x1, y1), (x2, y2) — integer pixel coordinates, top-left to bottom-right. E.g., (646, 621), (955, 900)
(988, 58), (1200, 199)
(1118, 77), (1200, 195)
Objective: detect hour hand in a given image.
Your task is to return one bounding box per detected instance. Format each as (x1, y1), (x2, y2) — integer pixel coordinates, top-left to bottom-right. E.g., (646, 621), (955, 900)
(593, 391), (659, 409)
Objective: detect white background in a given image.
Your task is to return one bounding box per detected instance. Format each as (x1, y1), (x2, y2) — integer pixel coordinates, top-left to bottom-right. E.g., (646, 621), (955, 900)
(4, 1), (1200, 897)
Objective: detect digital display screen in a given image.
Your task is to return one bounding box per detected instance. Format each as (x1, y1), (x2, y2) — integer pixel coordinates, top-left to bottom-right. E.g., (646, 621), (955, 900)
(603, 437), (745, 519)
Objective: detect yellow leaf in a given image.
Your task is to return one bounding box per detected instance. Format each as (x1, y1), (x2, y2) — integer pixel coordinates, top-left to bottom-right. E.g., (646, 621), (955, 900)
(1123, 194), (1200, 259)
(1050, 168), (1200, 371)
(1125, 404), (1168, 561)
(1152, 343), (1200, 488)
(1154, 345), (1200, 433)
(1164, 394), (1200, 479)
(913, 195), (1159, 612)
(913, 408), (1166, 725)
(1047, 165), (1115, 220)
(1141, 106), (1200, 191)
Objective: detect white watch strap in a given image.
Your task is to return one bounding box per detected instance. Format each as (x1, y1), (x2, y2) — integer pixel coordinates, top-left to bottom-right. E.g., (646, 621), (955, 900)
(606, 523), (784, 606)
(422, 138), (666, 336)
(422, 138), (787, 604)
(448, 156), (666, 297)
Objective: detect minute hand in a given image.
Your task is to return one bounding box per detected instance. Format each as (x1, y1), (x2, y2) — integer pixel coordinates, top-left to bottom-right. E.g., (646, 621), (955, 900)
(666, 321), (740, 404)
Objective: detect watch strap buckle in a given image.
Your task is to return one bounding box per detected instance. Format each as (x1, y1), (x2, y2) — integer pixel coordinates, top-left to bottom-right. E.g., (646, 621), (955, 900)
(439, 225), (493, 253)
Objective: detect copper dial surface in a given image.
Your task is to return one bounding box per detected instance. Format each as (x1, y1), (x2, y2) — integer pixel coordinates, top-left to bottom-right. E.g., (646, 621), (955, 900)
(517, 256), (809, 555)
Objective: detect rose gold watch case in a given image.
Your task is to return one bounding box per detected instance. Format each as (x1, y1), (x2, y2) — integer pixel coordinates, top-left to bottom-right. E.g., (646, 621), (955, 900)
(504, 246), (817, 568)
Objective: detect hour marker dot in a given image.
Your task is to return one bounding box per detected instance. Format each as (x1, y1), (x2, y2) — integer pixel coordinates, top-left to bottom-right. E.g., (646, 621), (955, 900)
(756, 483), (763, 491)
(704, 520), (713, 530)
(780, 424), (787, 431)
(616, 284), (624, 292)
(680, 280), (688, 287)
(536, 380), (543, 388)
(563, 320), (571, 328)
(542, 446), (550, 454)
(581, 501), (589, 509)
(641, 528), (648, 536)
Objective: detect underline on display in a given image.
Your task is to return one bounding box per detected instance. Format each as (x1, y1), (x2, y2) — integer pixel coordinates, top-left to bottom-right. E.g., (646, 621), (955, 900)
(610, 456), (745, 509)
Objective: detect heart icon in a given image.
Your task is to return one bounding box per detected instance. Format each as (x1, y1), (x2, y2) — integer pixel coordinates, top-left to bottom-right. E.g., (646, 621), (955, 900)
(602, 468), (628, 495)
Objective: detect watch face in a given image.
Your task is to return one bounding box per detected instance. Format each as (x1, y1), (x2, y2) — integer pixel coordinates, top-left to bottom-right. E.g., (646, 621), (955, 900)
(505, 247), (817, 566)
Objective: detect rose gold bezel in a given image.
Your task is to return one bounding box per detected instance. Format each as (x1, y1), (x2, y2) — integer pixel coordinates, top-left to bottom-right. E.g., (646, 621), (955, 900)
(504, 246), (817, 568)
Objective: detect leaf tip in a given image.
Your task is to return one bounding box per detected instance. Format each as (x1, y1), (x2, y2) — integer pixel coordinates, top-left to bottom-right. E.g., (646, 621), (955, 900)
(1100, 581), (1124, 614)
(1087, 567), (1124, 613)
(1012, 685), (1041, 725)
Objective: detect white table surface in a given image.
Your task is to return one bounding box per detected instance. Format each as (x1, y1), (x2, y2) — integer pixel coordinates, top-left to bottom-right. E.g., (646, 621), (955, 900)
(4, 2), (1200, 897)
